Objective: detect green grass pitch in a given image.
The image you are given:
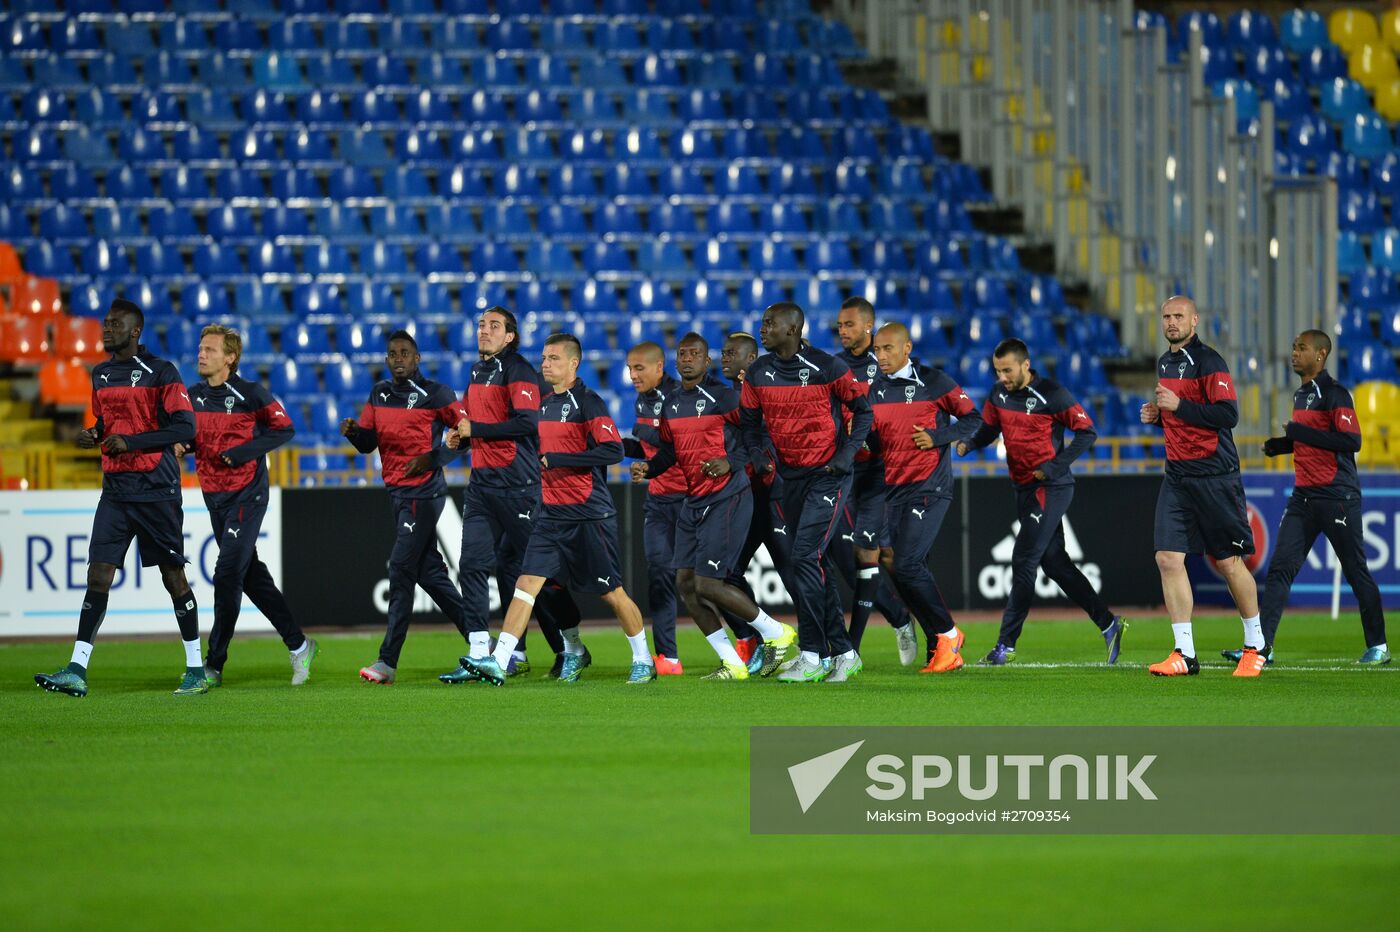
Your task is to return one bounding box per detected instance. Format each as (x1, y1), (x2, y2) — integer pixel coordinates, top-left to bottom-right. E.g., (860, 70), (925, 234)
(2, 613), (1395, 930)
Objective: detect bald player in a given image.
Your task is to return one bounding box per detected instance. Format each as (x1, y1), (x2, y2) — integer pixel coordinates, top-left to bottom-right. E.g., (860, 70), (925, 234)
(622, 341), (688, 672)
(867, 321), (981, 671)
(1142, 296), (1260, 677)
(832, 297), (917, 663)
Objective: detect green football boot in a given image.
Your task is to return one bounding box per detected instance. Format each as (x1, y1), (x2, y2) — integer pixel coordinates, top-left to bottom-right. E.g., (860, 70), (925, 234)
(463, 656), (507, 686)
(174, 668), (210, 696)
(35, 665), (88, 698)
(626, 660), (657, 684)
(1359, 646), (1392, 665)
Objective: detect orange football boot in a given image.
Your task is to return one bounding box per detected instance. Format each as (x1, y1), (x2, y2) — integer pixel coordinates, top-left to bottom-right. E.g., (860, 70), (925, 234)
(653, 655), (684, 676)
(1148, 649), (1200, 676)
(734, 637), (757, 666)
(1232, 647), (1267, 677)
(920, 629), (965, 673)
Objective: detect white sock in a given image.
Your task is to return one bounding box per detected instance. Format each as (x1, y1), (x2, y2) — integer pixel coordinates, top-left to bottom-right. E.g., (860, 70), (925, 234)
(746, 610), (785, 640)
(800, 650), (820, 665)
(1241, 614), (1264, 650)
(71, 641), (93, 669)
(706, 630), (743, 665)
(626, 632), (652, 664)
(511, 650), (528, 660)
(560, 626), (584, 655)
(493, 632), (518, 667)
(842, 648), (858, 660)
(468, 631), (491, 659)
(1171, 622), (1195, 658)
(183, 638), (203, 668)
(942, 626), (960, 642)
(290, 639), (308, 656)
(1377, 643), (1389, 653)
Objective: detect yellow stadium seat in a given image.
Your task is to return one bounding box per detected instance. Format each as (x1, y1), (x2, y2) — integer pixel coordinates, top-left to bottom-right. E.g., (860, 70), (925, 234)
(1377, 79), (1400, 121)
(1383, 10), (1400, 52)
(1348, 43), (1400, 91)
(1331, 9), (1381, 54)
(1352, 380), (1400, 466)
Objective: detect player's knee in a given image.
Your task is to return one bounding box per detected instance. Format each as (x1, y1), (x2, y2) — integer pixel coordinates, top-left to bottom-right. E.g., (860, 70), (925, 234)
(1155, 550), (1186, 574)
(86, 562), (116, 592)
(693, 574), (725, 602)
(159, 565), (189, 593)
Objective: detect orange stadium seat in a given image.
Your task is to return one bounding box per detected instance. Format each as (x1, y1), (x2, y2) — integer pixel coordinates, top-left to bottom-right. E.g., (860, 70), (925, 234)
(10, 275), (63, 317)
(0, 242), (22, 284)
(38, 358), (91, 409)
(52, 315), (105, 363)
(0, 315), (51, 366)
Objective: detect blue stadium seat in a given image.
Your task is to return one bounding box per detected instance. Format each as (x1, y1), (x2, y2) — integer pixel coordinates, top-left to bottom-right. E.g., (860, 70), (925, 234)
(1348, 343), (1399, 380)
(1227, 10), (1278, 53)
(361, 241), (411, 278)
(267, 359), (309, 399)
(306, 244), (353, 279)
(627, 280), (678, 315)
(696, 239), (744, 275)
(1338, 188), (1383, 232)
(345, 281), (396, 319)
(606, 164), (655, 199)
(754, 239), (800, 274)
(1323, 152), (1368, 193)
(1300, 46), (1347, 84)
(134, 242), (186, 280)
(1176, 11), (1224, 49)
(540, 204), (590, 240)
(263, 206), (311, 239)
(708, 202), (756, 236)
(1213, 79), (1260, 131)
(250, 242), (297, 277)
(638, 54), (683, 88)
(1280, 10), (1327, 53)
(1349, 267), (1396, 305)
(574, 279), (622, 315)
(1321, 78), (1372, 123)
(1372, 228), (1400, 275)
(763, 202), (810, 236)
(684, 279), (732, 314)
(1344, 113), (1395, 160)
(1373, 152), (1400, 200)
(1196, 44), (1237, 83)
(382, 168), (433, 203)
(181, 282), (232, 319)
(717, 164), (764, 197)
(1284, 114), (1336, 163)
(81, 241), (131, 278)
(482, 202), (532, 238)
(402, 281), (453, 318)
(340, 129), (395, 167)
(415, 243), (466, 276)
(810, 238), (858, 274)
(328, 166), (379, 200)
(50, 164), (99, 202)
(1263, 77), (1312, 122)
(38, 205), (89, 242)
(290, 280), (343, 317)
(744, 276), (791, 311)
(469, 241), (520, 274)
(822, 201), (865, 235)
(1339, 230), (1370, 276)
(861, 240), (911, 273)
(518, 280), (564, 315)
(550, 165), (600, 200)
(422, 204), (477, 242)
(658, 165), (706, 198)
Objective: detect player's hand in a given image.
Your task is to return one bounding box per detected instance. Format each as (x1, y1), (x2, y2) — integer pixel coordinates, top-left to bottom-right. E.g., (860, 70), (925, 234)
(403, 453), (433, 478)
(219, 452), (236, 468)
(76, 427), (99, 449)
(444, 430), (461, 450)
(456, 419), (472, 440)
(1281, 421), (1295, 435)
(1262, 437), (1289, 457)
(701, 457), (731, 479)
(172, 442), (191, 456)
(1139, 402), (1160, 424)
(539, 454), (550, 469)
(911, 426), (934, 450)
(954, 441), (969, 456)
(630, 461), (649, 482)
(1032, 468), (1048, 482)
(101, 434), (129, 455)
(1153, 384), (1181, 412)
(340, 417), (359, 437)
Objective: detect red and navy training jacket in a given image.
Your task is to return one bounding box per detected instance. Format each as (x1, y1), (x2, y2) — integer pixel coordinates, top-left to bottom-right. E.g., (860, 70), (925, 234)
(1278, 371), (1361, 498)
(91, 348), (195, 502)
(189, 374), (294, 509)
(837, 344), (883, 473)
(868, 361), (981, 501)
(459, 344), (543, 491)
(539, 379), (624, 521)
(622, 374), (688, 500)
(739, 347), (873, 480)
(968, 373), (1095, 488)
(646, 373), (750, 506)
(347, 374), (465, 499)
(1154, 335), (1240, 477)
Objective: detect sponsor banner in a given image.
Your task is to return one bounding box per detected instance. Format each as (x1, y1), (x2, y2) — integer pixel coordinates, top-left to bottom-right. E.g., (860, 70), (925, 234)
(750, 726), (1400, 835)
(1189, 472), (1400, 607)
(962, 475), (1160, 610)
(0, 488), (282, 637)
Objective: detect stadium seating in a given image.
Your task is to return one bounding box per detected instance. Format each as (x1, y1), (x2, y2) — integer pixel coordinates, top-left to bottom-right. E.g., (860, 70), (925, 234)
(0, 1), (1188, 456)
